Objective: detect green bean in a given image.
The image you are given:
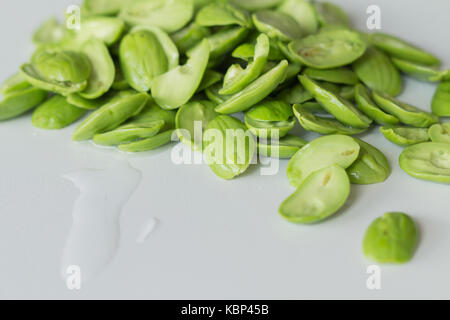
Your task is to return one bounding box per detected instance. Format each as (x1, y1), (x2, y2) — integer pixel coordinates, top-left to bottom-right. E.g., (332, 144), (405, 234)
(257, 134), (307, 159)
(363, 212), (418, 264)
(175, 100), (219, 151)
(373, 91), (439, 128)
(400, 142), (450, 183)
(203, 115), (256, 180)
(220, 34), (270, 95)
(196, 2), (251, 28)
(428, 123), (450, 144)
(32, 95), (85, 130)
(431, 81), (450, 117)
(287, 134), (360, 188)
(215, 60), (288, 114)
(21, 50), (92, 96)
(120, 0), (194, 33)
(72, 91), (148, 141)
(370, 33), (440, 66)
(280, 165), (350, 224)
(354, 84), (399, 126)
(299, 75), (372, 128)
(0, 87), (47, 121)
(245, 99), (296, 138)
(347, 138), (391, 185)
(353, 47), (403, 96)
(152, 40), (210, 110)
(119, 130), (175, 153)
(293, 103), (367, 136)
(252, 10), (302, 41)
(289, 29), (367, 69)
(380, 127), (430, 147)
(303, 67), (359, 85)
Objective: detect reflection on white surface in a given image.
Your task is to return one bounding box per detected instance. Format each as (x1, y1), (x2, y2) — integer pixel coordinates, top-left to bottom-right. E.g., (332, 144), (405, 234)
(136, 217), (159, 244)
(61, 159), (142, 283)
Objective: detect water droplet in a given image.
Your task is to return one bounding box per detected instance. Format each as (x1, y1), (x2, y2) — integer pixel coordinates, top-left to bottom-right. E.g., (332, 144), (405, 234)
(61, 159), (141, 283)
(136, 218), (159, 244)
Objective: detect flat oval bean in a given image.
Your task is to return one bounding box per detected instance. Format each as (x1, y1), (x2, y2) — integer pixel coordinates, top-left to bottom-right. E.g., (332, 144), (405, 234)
(431, 81), (450, 117)
(289, 29), (367, 69)
(370, 33), (440, 66)
(33, 17), (68, 46)
(352, 47), (402, 96)
(278, 0), (319, 35)
(276, 83), (314, 105)
(363, 212), (418, 264)
(119, 129), (175, 152)
(93, 120), (164, 146)
(32, 95), (85, 129)
(215, 60), (288, 114)
(152, 40), (210, 110)
(347, 138), (391, 185)
(171, 22), (210, 54)
(372, 91), (439, 128)
(231, 0), (283, 11)
(119, 30), (169, 93)
(79, 39), (115, 99)
(258, 134), (307, 159)
(73, 16), (125, 46)
(203, 115), (256, 180)
(245, 99), (296, 138)
(380, 127), (430, 147)
(205, 83), (231, 105)
(220, 34), (270, 95)
(175, 100), (219, 151)
(399, 142), (450, 183)
(392, 58), (447, 82)
(21, 50), (91, 95)
(279, 165), (350, 224)
(428, 123), (450, 144)
(354, 84), (399, 126)
(130, 100), (176, 132)
(252, 10), (302, 41)
(197, 70), (223, 93)
(196, 2), (251, 28)
(293, 103), (367, 135)
(72, 91), (148, 141)
(200, 27), (250, 60)
(120, 0), (194, 33)
(0, 87), (47, 121)
(82, 0), (127, 16)
(299, 75), (372, 128)
(314, 1), (350, 27)
(0, 73), (31, 96)
(67, 92), (115, 110)
(287, 134), (360, 188)
(303, 67), (359, 85)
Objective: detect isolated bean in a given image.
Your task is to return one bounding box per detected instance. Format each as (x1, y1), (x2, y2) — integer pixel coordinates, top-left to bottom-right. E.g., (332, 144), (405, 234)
(363, 212), (418, 264)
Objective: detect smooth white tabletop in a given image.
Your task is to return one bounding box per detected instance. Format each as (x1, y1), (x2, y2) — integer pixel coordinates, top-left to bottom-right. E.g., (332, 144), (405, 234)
(0, 0), (449, 299)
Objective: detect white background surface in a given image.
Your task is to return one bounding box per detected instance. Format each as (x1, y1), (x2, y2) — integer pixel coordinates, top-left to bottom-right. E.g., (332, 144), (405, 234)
(0, 0), (449, 300)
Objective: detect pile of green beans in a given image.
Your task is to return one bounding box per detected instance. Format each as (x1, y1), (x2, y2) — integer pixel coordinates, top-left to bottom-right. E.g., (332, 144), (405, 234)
(2, 0), (450, 264)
